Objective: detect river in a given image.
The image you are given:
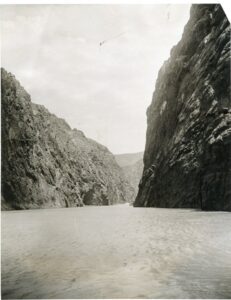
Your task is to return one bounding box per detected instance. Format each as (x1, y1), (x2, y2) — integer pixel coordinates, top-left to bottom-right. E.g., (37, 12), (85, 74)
(2, 205), (231, 299)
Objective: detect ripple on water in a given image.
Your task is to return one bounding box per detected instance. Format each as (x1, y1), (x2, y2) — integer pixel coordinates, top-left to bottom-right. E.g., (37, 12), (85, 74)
(2, 206), (231, 299)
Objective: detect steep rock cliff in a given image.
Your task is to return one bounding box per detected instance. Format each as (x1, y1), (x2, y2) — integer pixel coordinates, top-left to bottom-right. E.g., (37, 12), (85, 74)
(1, 68), (133, 210)
(134, 4), (231, 210)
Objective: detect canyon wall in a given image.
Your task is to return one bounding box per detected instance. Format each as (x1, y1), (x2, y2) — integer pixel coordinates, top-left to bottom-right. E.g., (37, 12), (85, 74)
(134, 4), (231, 210)
(1, 68), (133, 210)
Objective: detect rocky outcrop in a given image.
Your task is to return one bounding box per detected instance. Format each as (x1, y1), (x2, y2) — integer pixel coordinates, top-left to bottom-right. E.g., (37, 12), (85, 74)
(1, 68), (133, 210)
(115, 152), (143, 199)
(134, 4), (231, 211)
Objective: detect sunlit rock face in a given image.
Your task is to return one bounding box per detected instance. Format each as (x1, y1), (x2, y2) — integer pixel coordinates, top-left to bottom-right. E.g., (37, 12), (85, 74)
(1, 68), (133, 210)
(134, 4), (231, 211)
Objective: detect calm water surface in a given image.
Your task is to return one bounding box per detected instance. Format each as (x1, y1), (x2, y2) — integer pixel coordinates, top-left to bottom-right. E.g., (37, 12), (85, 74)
(2, 205), (231, 299)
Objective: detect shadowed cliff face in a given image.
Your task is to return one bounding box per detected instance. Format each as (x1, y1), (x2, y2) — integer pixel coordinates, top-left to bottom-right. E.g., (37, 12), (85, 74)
(134, 4), (231, 211)
(1, 68), (133, 210)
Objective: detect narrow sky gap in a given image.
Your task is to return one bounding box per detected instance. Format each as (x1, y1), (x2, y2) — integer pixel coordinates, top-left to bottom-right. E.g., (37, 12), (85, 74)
(1, 4), (190, 154)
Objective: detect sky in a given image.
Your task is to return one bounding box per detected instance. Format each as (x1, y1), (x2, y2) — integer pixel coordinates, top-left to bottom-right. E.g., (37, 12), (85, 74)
(1, 4), (190, 154)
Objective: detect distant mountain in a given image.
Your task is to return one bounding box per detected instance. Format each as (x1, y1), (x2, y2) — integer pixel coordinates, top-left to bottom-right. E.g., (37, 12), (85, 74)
(1, 68), (134, 210)
(115, 152), (143, 167)
(115, 152), (144, 200)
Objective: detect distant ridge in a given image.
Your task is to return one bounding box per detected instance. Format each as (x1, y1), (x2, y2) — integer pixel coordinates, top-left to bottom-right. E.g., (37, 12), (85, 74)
(115, 152), (144, 199)
(115, 152), (143, 168)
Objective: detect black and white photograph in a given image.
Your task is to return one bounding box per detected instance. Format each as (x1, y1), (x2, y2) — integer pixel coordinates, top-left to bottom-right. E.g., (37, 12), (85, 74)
(1, 1), (231, 299)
